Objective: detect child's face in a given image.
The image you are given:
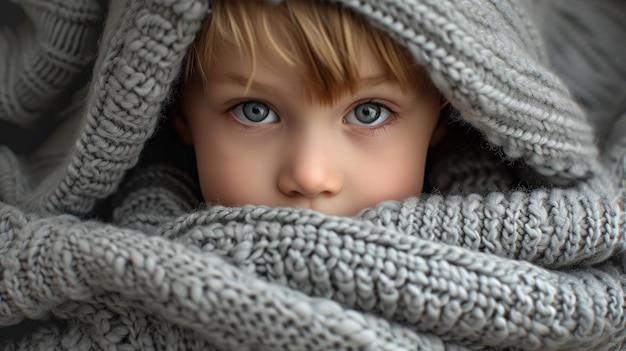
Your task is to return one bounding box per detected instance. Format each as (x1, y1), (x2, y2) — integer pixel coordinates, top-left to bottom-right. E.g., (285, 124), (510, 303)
(176, 40), (444, 216)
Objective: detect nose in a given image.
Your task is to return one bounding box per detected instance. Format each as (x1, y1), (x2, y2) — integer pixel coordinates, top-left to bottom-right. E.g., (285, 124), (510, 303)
(277, 134), (343, 199)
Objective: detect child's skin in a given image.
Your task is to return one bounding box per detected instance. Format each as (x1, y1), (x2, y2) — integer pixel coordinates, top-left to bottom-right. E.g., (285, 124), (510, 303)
(174, 1), (446, 216)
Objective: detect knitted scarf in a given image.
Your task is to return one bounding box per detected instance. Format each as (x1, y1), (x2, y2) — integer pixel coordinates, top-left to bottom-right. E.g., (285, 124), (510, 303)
(1, 0), (626, 350)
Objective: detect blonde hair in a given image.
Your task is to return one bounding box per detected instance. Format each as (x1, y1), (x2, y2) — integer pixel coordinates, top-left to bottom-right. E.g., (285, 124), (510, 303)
(185, 0), (426, 104)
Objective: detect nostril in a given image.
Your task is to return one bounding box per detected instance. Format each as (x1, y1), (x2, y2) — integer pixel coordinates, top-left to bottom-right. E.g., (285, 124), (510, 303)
(278, 169), (342, 199)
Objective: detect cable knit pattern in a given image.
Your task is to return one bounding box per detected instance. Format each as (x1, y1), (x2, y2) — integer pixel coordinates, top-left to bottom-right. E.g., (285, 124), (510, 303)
(0, 204), (459, 351)
(164, 207), (626, 350)
(361, 188), (621, 268)
(531, 0), (626, 139)
(337, 0), (598, 182)
(13, 0), (208, 215)
(1, 0), (626, 350)
(0, 0), (102, 128)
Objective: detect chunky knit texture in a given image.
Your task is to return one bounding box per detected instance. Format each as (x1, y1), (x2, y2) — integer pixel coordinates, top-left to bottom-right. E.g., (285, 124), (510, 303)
(531, 0), (626, 140)
(0, 0), (102, 128)
(1, 0), (626, 350)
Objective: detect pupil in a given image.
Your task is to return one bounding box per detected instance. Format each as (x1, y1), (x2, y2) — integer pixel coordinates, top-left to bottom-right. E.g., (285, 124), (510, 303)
(356, 104), (380, 124)
(243, 102), (269, 122)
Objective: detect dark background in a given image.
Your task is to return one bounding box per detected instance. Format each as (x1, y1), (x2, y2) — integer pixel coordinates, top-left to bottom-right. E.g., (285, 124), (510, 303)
(0, 0), (29, 151)
(0, 0), (24, 26)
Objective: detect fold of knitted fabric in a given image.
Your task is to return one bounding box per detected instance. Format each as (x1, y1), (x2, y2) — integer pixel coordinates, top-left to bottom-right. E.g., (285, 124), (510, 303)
(1, 196), (625, 350)
(1, 0), (626, 350)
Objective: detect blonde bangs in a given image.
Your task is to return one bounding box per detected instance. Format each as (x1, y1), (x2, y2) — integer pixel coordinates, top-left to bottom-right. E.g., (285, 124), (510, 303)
(185, 0), (424, 103)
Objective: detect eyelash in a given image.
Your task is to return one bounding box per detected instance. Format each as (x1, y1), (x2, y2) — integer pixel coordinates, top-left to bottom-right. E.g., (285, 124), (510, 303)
(224, 100), (276, 132)
(349, 100), (399, 136)
(225, 99), (400, 135)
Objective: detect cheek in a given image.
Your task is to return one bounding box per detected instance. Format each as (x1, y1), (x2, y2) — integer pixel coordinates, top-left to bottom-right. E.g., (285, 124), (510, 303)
(353, 99), (440, 204)
(346, 136), (430, 206)
(193, 135), (274, 206)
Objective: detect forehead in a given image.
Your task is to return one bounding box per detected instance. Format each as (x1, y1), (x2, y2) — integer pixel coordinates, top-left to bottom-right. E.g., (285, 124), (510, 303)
(210, 36), (386, 77)
(206, 40), (395, 105)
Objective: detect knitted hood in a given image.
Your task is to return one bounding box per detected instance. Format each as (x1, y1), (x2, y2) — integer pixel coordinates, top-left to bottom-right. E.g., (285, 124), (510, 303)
(2, 1), (626, 351)
(0, 0), (600, 215)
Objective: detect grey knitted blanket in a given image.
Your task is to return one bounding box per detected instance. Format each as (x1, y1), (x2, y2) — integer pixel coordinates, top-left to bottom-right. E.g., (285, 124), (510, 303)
(1, 0), (626, 350)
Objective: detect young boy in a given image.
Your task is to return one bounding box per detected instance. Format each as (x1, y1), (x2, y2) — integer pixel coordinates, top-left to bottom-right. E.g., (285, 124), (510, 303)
(2, 0), (624, 349)
(172, 0), (448, 216)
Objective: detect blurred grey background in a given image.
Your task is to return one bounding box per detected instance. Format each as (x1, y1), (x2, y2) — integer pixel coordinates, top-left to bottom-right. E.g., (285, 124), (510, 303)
(0, 0), (29, 152)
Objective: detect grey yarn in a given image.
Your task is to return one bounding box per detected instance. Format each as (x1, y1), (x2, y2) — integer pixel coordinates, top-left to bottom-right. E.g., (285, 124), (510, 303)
(530, 0), (626, 141)
(1, 0), (626, 350)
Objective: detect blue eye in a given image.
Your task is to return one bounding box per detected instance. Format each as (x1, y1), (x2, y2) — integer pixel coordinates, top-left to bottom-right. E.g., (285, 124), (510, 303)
(232, 101), (278, 124)
(344, 102), (393, 127)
